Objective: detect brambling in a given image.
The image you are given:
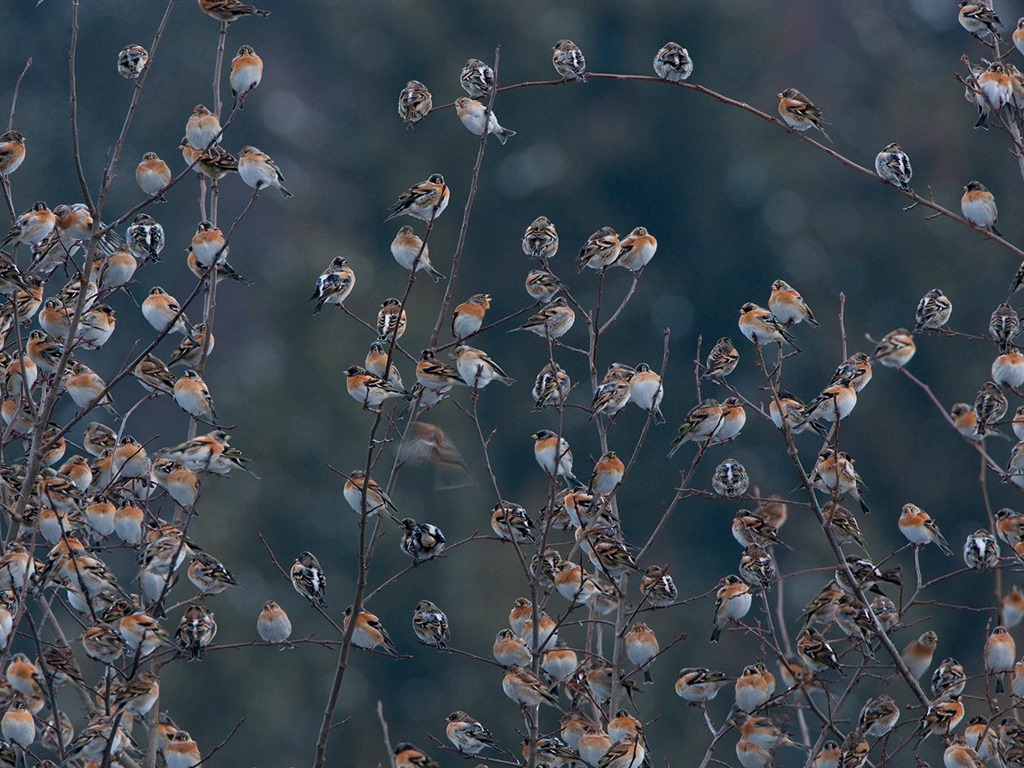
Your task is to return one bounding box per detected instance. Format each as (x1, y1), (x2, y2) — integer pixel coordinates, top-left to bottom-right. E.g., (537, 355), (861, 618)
(411, 599), (449, 648)
(522, 215), (558, 261)
(712, 458), (749, 497)
(459, 58), (494, 99)
(185, 104), (221, 151)
(525, 268), (562, 303)
(777, 87), (831, 141)
(415, 348), (464, 393)
(796, 627), (844, 676)
(585, 663), (616, 704)
(346, 365), (413, 410)
(589, 451), (624, 497)
(552, 39), (587, 82)
(513, 296), (575, 338)
(531, 547), (562, 587)
(735, 738), (772, 768)
(653, 41), (692, 81)
(874, 142), (912, 190)
(560, 711), (594, 750)
(126, 211), (164, 262)
(65, 362), (117, 415)
(738, 302), (797, 348)
(669, 397), (724, 456)
(915, 695), (965, 740)
(134, 152), (170, 203)
(344, 469), (400, 519)
(872, 327), (915, 368)
(975, 381), (1008, 435)
(173, 369), (219, 424)
(190, 219), (227, 266)
(965, 528), (1000, 569)
(597, 733), (645, 768)
(732, 509), (786, 549)
(965, 716), (1000, 763)
(1001, 719), (1024, 760)
(399, 517), (446, 562)
(451, 293), (490, 339)
(493, 628), (532, 666)
(769, 279), (818, 327)
(1015, 16), (1024, 54)
(943, 735), (987, 768)
(2, 201), (55, 249)
(675, 667), (733, 703)
(491, 501), (537, 543)
(739, 544), (777, 590)
(510, 598), (535, 636)
(933, 655), (962, 696)
(366, 340), (404, 387)
(799, 376), (857, 426)
(991, 302), (1020, 350)
(735, 663), (775, 713)
(310, 256), (356, 313)
(914, 288), (952, 332)
(542, 642), (578, 687)
(628, 363), (665, 422)
(993, 346), (1024, 389)
(5, 654), (41, 698)
(386, 173), (449, 222)
(731, 712), (804, 751)
(1015, 407), (1024, 440)
(837, 733), (869, 768)
(389, 224), (444, 280)
(950, 402), (982, 441)
(532, 429), (579, 486)
(377, 297), (408, 340)
(84, 498), (117, 538)
(811, 741), (840, 768)
(576, 227), (621, 272)
(812, 448), (870, 514)
(858, 693), (900, 737)
(503, 663), (559, 708)
(187, 552), (237, 595)
(446, 711), (497, 755)
(238, 145), (293, 198)
(257, 600), (292, 644)
(768, 390), (814, 434)
(455, 344), (514, 388)
(112, 435), (151, 478)
(823, 501), (865, 548)
(520, 609), (559, 652)
(898, 502), (953, 555)
(344, 606), (399, 656)
(1005, 584), (1024, 626)
(640, 564), (677, 607)
(230, 45), (262, 107)
(175, 603), (217, 660)
(142, 286), (191, 336)
(710, 574), (752, 642)
(198, 0), (270, 21)
(0, 130), (25, 177)
(958, 0), (999, 38)
(962, 180), (1001, 236)
(702, 337), (740, 381)
(606, 711), (643, 747)
(290, 551), (326, 607)
(83, 421), (117, 456)
(60, 454), (93, 490)
(836, 556), (900, 596)
(590, 379), (631, 421)
(398, 80), (432, 127)
(111, 669), (159, 718)
(118, 607), (173, 658)
(134, 353), (176, 395)
(1, 701), (33, 748)
(625, 621), (659, 683)
(986, 625), (1016, 692)
(37, 299), (70, 338)
(455, 97), (516, 144)
(978, 62), (1013, 112)
(169, 322), (214, 367)
(577, 725), (613, 766)
(189, 141), (239, 179)
(614, 226), (658, 271)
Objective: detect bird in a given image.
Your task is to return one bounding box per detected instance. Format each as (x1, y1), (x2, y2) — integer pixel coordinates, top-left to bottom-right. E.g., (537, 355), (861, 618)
(769, 279), (818, 327)
(492, 629), (532, 666)
(532, 361), (571, 409)
(734, 663), (776, 713)
(398, 517), (446, 562)
(738, 302), (798, 348)
(173, 370), (219, 424)
(343, 469), (400, 519)
(3, 201), (56, 249)
(704, 337), (739, 379)
(385, 174), (449, 222)
(290, 551), (326, 607)
(629, 363), (665, 422)
(512, 297), (575, 338)
(943, 735), (987, 768)
(239, 146), (293, 197)
(175, 603), (217, 660)
(525, 268), (562, 303)
(668, 398), (724, 457)
(187, 552), (237, 596)
(739, 545), (777, 590)
(257, 600), (292, 644)
(777, 87), (831, 141)
(185, 104), (221, 150)
(532, 429), (580, 486)
(959, 0), (1002, 39)
(899, 503), (953, 555)
(932, 657), (966, 698)
(391, 225), (445, 281)
(712, 458), (749, 497)
(915, 289), (952, 332)
(135, 151), (171, 200)
(625, 621), (659, 683)
(198, 0), (270, 21)
(1, 701), (33, 748)
(871, 328), (915, 368)
(589, 451), (625, 496)
(986, 625), (1016, 693)
(640, 564), (678, 607)
(577, 227), (621, 271)
(142, 286), (191, 336)
(615, 226), (658, 271)
(522, 216), (559, 261)
(0, 130), (26, 177)
(412, 599), (449, 648)
(398, 80), (432, 127)
(310, 257), (356, 313)
(974, 381), (1008, 435)
(992, 346), (1024, 389)
(874, 142), (912, 190)
(710, 574), (752, 641)
(345, 365), (412, 411)
(459, 58), (494, 98)
(455, 344), (514, 388)
(859, 693), (900, 737)
(552, 39), (587, 82)
(674, 667), (733, 703)
(653, 42), (693, 81)
(394, 743), (438, 768)
(445, 710), (498, 755)
(502, 664), (560, 708)
(914, 695), (965, 740)
(230, 45), (263, 107)
(455, 97), (516, 144)
(796, 627), (844, 676)
(963, 529), (1000, 570)
(169, 323), (214, 367)
(451, 293), (490, 338)
(491, 501), (537, 543)
(597, 733), (645, 768)
(344, 606), (399, 656)
(962, 180), (1001, 236)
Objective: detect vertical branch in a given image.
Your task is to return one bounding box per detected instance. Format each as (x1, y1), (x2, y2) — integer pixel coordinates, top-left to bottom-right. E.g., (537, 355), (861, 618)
(213, 21), (228, 119)
(7, 58), (31, 132)
(68, 0), (93, 209)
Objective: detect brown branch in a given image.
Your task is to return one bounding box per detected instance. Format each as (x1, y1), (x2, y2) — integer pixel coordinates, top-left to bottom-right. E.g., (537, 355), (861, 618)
(7, 58), (31, 133)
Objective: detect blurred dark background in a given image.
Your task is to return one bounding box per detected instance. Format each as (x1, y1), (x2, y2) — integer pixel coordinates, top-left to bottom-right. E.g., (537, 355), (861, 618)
(0, 0), (1020, 765)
